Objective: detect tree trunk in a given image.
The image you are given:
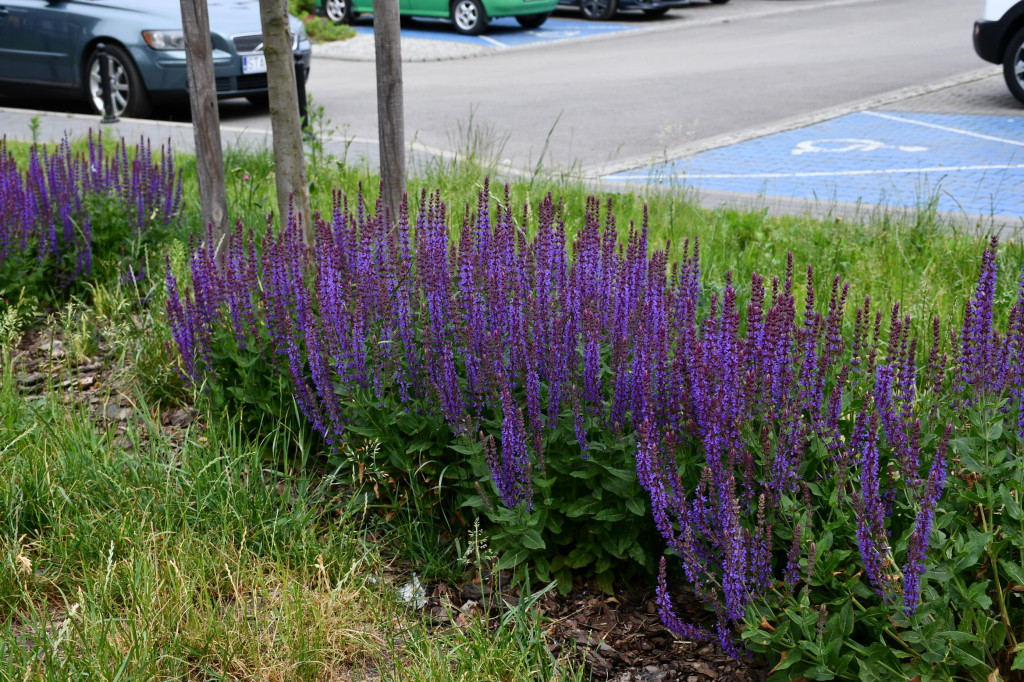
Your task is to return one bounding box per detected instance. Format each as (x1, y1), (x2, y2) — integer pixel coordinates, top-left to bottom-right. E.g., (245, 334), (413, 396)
(373, 0), (406, 223)
(179, 0), (228, 251)
(257, 0), (312, 244)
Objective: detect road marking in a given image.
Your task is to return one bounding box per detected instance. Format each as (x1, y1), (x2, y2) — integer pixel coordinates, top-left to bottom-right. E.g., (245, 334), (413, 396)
(609, 164), (1024, 181)
(478, 35), (505, 48)
(864, 111), (1024, 148)
(790, 139), (929, 155)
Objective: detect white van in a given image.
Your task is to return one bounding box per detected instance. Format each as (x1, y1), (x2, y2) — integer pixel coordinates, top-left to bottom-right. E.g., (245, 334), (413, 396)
(975, 0), (1024, 103)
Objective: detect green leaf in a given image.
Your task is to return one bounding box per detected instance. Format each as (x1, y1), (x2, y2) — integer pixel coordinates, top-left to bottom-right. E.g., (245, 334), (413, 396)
(594, 571), (614, 594)
(496, 548), (530, 571)
(449, 442), (480, 456)
(564, 499), (599, 518)
(627, 542), (647, 567)
(593, 508), (626, 522)
(625, 496), (646, 516)
(520, 529), (546, 550)
(565, 547), (595, 569)
(771, 648), (802, 671)
(949, 643), (988, 671)
(1000, 559), (1024, 588)
(1012, 644), (1024, 670)
(555, 568), (573, 596)
(1001, 487), (1024, 522)
(984, 420), (1004, 442)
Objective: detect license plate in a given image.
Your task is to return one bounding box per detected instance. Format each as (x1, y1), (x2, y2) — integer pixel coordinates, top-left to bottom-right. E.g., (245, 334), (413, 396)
(242, 55), (267, 75)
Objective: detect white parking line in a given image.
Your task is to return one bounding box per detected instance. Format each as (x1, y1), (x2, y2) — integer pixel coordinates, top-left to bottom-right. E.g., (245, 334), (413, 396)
(864, 111), (1024, 148)
(478, 35), (505, 48)
(609, 163), (1024, 181)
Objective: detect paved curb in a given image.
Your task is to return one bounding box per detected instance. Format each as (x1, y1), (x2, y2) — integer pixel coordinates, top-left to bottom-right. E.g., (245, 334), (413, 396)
(313, 34), (491, 62)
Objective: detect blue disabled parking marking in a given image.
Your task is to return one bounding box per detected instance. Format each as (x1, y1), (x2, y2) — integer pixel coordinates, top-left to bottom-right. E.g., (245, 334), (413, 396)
(352, 17), (639, 47)
(605, 112), (1024, 220)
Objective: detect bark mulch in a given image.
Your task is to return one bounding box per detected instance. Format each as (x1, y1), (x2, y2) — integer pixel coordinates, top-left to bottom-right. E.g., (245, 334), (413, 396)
(416, 572), (766, 681)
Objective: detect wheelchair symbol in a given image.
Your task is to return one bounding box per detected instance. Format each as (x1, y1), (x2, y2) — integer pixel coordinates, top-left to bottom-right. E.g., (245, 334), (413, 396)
(791, 139), (928, 155)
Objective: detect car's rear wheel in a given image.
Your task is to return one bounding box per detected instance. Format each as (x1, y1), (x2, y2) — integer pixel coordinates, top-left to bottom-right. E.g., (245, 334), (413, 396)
(86, 43), (150, 118)
(516, 11), (550, 28)
(580, 0), (617, 20)
(451, 0), (487, 35)
(642, 7), (669, 16)
(1003, 26), (1024, 105)
(321, 0), (354, 23)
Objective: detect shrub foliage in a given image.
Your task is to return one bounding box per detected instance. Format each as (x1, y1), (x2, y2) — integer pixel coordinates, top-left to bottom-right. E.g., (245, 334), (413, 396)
(166, 183), (1024, 680)
(0, 134), (182, 300)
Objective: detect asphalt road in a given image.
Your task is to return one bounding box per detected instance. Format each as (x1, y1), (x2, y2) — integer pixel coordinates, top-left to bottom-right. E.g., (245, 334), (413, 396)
(0, 0), (1000, 176)
(286, 0), (986, 173)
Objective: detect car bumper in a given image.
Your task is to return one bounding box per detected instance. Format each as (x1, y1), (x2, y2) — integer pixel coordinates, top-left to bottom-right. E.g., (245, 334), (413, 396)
(486, 0), (559, 16)
(136, 45), (312, 100)
(975, 19), (1003, 63)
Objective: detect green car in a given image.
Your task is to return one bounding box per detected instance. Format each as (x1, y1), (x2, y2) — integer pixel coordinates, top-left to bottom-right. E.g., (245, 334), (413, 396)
(315, 0), (557, 36)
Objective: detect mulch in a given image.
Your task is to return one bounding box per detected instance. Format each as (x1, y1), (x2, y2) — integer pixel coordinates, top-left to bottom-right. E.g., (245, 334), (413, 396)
(416, 572), (766, 682)
(9, 325), (767, 681)
(11, 326), (196, 442)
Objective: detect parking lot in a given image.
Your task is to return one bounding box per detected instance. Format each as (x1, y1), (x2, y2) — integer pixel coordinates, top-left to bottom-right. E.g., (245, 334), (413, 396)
(1, 0), (1019, 226)
(605, 108), (1024, 221)
(350, 15), (644, 49)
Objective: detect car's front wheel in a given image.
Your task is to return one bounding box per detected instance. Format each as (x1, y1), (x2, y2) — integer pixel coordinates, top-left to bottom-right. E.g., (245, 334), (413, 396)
(451, 0), (487, 35)
(1003, 26), (1024, 105)
(321, 0), (354, 24)
(86, 43), (150, 118)
(580, 0), (617, 20)
(516, 11), (550, 28)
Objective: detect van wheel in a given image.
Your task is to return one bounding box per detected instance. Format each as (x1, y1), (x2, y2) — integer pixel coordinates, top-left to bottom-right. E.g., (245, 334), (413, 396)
(1003, 26), (1024, 105)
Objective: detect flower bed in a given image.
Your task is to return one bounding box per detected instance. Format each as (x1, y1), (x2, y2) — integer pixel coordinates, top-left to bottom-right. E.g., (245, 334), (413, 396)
(168, 183), (1024, 680)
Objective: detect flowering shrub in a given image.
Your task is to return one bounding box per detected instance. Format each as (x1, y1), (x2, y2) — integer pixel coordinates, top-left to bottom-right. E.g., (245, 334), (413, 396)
(167, 185), (1024, 678)
(0, 133), (182, 298)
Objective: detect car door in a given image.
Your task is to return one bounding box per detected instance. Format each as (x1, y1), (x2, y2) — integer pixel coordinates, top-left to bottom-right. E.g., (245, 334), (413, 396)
(403, 0), (437, 17)
(0, 0), (82, 85)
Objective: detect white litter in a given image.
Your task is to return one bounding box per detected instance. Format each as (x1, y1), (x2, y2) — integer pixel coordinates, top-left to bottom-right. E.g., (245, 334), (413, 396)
(398, 573), (427, 609)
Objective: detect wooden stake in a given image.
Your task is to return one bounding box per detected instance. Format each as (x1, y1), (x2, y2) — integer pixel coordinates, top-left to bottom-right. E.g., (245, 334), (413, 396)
(180, 0), (228, 250)
(373, 0), (406, 223)
(257, 0), (313, 244)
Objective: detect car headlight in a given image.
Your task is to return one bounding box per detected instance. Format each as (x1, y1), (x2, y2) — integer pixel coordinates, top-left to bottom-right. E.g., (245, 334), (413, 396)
(142, 30), (186, 50)
(293, 23), (307, 50)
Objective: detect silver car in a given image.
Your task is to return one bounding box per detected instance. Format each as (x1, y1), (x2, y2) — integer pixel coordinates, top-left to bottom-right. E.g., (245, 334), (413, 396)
(0, 0), (312, 118)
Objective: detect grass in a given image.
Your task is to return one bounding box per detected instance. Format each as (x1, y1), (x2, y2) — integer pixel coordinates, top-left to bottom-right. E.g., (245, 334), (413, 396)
(0, 356), (580, 680)
(1, 129), (1023, 679)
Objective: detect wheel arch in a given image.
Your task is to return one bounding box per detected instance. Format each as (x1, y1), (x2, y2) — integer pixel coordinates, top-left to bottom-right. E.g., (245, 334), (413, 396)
(998, 4), (1024, 62)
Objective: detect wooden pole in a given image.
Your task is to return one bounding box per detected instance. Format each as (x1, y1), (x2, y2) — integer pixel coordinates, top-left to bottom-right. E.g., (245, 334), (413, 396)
(257, 0), (312, 244)
(180, 0), (228, 250)
(373, 0), (406, 223)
